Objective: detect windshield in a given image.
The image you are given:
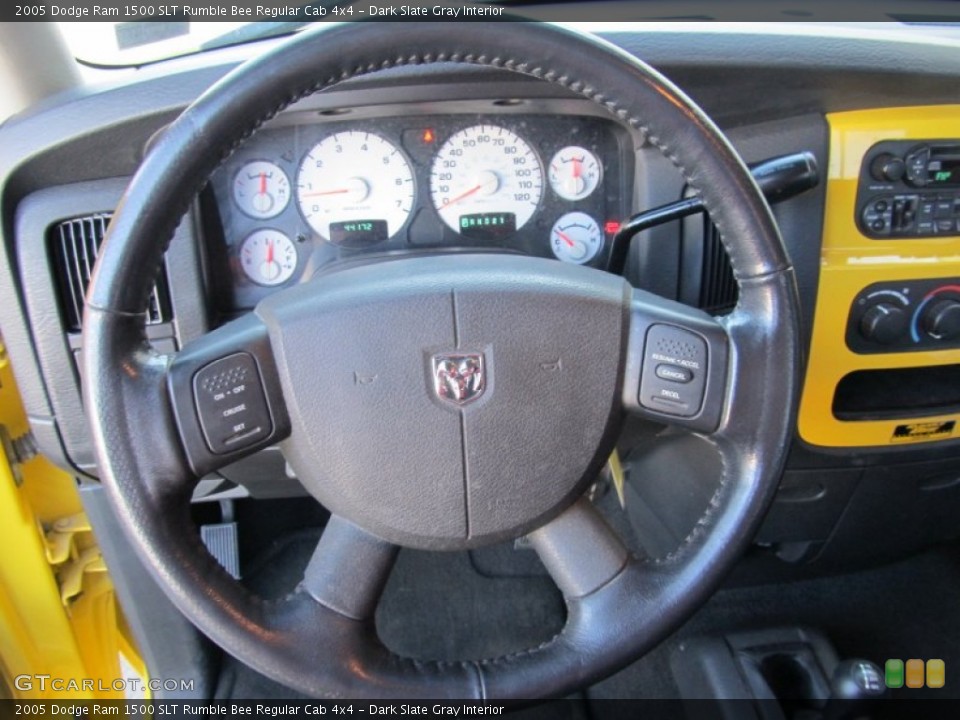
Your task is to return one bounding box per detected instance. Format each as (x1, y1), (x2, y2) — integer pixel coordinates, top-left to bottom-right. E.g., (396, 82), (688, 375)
(58, 21), (256, 67)
(58, 12), (960, 68)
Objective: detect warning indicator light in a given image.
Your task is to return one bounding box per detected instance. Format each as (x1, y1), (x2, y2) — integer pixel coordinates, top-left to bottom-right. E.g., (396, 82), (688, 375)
(605, 221), (621, 235)
(422, 129), (435, 144)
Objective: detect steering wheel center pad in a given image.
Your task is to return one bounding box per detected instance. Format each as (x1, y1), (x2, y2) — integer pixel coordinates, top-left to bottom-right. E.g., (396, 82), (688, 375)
(259, 254), (628, 549)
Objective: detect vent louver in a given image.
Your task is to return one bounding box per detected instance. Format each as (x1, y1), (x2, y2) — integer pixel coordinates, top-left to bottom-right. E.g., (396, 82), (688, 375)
(698, 216), (738, 315)
(50, 213), (170, 333)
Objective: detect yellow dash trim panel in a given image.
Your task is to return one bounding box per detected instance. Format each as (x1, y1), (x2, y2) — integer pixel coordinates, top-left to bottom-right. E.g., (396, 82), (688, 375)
(798, 105), (960, 448)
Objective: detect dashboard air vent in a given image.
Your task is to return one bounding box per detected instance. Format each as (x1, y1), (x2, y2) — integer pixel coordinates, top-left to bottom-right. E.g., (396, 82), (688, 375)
(698, 217), (738, 315)
(50, 213), (170, 333)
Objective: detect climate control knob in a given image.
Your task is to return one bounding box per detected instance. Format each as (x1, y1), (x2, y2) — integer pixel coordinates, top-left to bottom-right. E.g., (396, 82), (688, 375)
(921, 298), (960, 340)
(859, 303), (909, 344)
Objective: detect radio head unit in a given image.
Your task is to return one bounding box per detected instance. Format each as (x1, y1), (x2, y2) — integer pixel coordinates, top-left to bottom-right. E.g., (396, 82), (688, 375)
(857, 139), (960, 239)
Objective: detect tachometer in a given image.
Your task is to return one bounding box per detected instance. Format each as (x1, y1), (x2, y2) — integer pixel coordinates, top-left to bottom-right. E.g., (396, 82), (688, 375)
(296, 131), (414, 245)
(430, 125), (542, 235)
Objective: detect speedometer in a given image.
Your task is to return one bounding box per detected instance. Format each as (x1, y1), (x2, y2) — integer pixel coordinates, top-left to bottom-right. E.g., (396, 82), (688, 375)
(430, 125), (543, 236)
(296, 131), (414, 246)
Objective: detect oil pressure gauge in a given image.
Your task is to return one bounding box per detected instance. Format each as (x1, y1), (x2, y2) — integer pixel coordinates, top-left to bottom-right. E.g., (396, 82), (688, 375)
(239, 229), (297, 286)
(550, 212), (603, 264)
(233, 161), (291, 219)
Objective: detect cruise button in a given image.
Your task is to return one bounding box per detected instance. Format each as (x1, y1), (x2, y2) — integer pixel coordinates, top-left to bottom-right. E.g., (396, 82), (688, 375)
(655, 364), (693, 384)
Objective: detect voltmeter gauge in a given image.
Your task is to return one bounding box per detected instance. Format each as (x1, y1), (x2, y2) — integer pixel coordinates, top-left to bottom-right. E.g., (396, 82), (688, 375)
(550, 212), (603, 264)
(233, 161), (291, 219)
(548, 146), (602, 201)
(239, 229), (297, 286)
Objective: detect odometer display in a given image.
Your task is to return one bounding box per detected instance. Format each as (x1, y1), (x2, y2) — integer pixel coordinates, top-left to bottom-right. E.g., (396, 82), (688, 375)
(430, 124), (542, 235)
(329, 219), (389, 248)
(459, 212), (516, 241)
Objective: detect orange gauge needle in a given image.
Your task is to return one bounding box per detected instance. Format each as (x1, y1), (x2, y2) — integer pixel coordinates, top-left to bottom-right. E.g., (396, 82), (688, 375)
(259, 172), (267, 195)
(573, 158), (582, 179)
(555, 230), (576, 248)
(266, 239), (275, 264)
(440, 184), (483, 210)
(300, 188), (351, 197)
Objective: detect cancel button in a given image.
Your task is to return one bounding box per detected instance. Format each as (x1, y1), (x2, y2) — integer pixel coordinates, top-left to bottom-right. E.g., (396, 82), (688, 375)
(655, 364), (693, 384)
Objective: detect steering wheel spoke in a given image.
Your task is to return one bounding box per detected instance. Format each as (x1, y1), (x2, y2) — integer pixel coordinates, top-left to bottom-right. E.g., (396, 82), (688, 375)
(528, 497), (629, 599)
(622, 288), (731, 435)
(166, 313), (291, 477)
(302, 514), (399, 621)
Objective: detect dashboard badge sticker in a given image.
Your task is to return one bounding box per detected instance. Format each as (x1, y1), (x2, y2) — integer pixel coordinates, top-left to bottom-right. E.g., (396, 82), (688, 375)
(432, 352), (486, 406)
(891, 420), (955, 443)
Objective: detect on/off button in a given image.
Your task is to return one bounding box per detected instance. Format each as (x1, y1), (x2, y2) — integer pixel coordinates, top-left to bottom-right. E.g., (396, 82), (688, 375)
(193, 353), (273, 455)
(655, 364), (693, 383)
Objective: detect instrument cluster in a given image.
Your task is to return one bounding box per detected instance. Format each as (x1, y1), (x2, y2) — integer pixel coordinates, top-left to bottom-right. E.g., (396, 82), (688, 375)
(207, 113), (630, 310)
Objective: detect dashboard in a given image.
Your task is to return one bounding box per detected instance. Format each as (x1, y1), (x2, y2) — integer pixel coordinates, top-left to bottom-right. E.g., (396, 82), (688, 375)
(3, 24), (960, 577)
(206, 107), (630, 310)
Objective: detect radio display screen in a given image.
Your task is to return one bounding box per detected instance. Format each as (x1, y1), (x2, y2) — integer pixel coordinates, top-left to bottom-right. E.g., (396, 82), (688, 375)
(929, 159), (960, 186)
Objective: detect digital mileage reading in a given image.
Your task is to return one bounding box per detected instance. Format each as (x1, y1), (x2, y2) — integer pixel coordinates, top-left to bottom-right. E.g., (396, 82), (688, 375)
(329, 219), (389, 248)
(459, 213), (516, 241)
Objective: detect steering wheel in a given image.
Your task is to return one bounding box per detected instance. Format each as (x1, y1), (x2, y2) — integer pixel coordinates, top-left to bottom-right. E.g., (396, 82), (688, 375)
(83, 22), (799, 699)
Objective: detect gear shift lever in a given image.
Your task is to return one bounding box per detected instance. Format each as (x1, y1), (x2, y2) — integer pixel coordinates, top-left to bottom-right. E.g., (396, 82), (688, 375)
(822, 659), (886, 720)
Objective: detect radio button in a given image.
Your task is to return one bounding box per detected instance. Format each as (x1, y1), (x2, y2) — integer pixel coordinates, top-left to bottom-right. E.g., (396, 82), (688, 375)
(870, 154), (906, 183)
(935, 200), (954, 218)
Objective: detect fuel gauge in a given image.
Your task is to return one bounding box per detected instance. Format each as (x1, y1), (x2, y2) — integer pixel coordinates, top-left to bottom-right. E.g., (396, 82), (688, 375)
(233, 161), (291, 219)
(550, 212), (602, 264)
(239, 229), (297, 286)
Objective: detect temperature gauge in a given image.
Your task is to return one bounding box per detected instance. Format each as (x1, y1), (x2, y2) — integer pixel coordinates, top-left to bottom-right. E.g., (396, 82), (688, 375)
(550, 212), (603, 264)
(233, 161), (291, 219)
(239, 229), (297, 286)
(548, 146), (601, 201)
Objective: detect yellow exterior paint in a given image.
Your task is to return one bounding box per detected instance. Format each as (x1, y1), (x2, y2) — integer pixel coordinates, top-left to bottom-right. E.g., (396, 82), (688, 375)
(798, 105), (960, 448)
(0, 340), (148, 698)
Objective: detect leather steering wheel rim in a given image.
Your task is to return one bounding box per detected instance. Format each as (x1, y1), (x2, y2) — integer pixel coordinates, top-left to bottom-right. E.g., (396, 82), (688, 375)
(83, 22), (800, 699)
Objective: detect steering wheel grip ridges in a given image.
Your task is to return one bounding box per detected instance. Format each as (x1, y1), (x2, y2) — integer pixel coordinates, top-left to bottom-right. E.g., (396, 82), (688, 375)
(83, 22), (800, 699)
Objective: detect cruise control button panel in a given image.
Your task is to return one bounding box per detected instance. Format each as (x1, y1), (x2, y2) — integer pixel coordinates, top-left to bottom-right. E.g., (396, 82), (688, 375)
(639, 324), (708, 417)
(193, 353), (272, 454)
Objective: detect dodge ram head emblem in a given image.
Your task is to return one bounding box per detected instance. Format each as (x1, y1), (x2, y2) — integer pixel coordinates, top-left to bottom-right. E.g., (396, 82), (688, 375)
(432, 352), (486, 406)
